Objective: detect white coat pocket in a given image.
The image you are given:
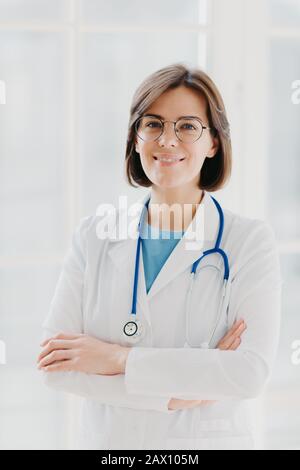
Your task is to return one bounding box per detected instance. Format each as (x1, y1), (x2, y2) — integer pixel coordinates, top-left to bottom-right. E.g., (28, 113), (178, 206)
(185, 263), (229, 348)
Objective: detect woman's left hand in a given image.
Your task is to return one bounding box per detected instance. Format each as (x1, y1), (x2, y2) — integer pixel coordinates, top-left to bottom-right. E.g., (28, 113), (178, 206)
(37, 333), (130, 375)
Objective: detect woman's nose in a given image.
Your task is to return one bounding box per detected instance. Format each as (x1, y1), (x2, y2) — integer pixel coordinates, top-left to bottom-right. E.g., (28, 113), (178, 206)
(157, 121), (179, 146)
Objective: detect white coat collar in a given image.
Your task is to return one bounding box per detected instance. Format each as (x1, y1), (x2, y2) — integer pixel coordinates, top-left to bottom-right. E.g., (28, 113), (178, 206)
(107, 189), (221, 302)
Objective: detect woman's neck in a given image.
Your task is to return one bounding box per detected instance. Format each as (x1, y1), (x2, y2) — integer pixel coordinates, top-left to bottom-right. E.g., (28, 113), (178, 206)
(147, 186), (204, 232)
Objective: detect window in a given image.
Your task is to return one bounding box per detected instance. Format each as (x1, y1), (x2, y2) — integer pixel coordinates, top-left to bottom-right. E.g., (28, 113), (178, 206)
(0, 0), (298, 450)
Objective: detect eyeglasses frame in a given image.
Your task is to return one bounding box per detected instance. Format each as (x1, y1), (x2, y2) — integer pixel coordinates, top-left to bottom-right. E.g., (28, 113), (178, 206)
(134, 114), (213, 143)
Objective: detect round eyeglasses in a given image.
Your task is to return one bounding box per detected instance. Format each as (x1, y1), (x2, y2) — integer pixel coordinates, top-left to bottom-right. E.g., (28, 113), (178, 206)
(134, 115), (212, 144)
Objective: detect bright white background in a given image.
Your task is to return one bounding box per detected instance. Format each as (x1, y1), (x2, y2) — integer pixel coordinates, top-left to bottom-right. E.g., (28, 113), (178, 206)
(0, 0), (299, 450)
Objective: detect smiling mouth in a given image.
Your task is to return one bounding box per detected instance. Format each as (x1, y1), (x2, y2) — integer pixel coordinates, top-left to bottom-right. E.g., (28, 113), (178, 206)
(153, 156), (185, 162)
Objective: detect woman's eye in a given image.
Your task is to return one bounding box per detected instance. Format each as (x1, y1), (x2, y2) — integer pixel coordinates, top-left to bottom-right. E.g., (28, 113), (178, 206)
(181, 123), (195, 130)
(147, 121), (161, 128)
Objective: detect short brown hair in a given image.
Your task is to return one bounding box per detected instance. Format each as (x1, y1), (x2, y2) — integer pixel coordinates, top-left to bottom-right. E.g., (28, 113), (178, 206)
(125, 63), (232, 192)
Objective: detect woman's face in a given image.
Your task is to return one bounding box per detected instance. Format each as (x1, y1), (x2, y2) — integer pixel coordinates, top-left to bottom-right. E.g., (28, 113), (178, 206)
(135, 85), (219, 190)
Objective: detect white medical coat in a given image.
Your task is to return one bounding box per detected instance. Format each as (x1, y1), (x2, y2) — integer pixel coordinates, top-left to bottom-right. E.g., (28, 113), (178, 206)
(41, 190), (283, 450)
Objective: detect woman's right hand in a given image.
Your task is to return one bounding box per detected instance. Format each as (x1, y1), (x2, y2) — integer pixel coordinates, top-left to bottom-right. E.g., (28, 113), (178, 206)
(167, 319), (247, 411)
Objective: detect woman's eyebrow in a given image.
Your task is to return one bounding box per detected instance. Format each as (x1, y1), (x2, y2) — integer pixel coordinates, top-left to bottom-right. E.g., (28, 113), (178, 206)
(143, 113), (205, 122)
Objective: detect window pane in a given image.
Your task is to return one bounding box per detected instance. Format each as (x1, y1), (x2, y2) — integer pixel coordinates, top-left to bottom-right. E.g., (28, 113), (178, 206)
(0, 0), (68, 21)
(270, 254), (300, 385)
(0, 265), (68, 449)
(269, 0), (300, 28)
(0, 264), (62, 363)
(0, 366), (67, 450)
(262, 254), (300, 450)
(80, 0), (207, 25)
(0, 32), (68, 256)
(79, 32), (206, 214)
(267, 38), (300, 241)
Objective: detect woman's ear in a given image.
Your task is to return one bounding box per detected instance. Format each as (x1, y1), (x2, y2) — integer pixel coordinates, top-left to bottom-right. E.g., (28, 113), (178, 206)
(207, 135), (219, 158)
(135, 138), (140, 154)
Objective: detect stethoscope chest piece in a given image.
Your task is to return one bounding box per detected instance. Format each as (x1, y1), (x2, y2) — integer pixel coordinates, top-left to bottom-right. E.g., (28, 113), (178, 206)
(123, 314), (145, 344)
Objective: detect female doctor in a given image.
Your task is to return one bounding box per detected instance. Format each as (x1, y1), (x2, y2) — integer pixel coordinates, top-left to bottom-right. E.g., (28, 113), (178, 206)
(37, 63), (282, 450)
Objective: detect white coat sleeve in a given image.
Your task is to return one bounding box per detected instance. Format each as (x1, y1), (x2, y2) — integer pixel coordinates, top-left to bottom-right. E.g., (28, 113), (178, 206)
(41, 215), (175, 413)
(124, 220), (283, 401)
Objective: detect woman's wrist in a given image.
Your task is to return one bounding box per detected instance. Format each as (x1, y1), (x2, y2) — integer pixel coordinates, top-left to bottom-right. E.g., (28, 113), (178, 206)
(115, 346), (131, 374)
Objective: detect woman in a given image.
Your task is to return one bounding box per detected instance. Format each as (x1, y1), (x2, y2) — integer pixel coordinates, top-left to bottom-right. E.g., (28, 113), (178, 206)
(37, 63), (282, 450)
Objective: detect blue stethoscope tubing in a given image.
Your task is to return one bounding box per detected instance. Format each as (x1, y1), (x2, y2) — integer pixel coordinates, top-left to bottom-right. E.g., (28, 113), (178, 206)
(129, 194), (231, 347)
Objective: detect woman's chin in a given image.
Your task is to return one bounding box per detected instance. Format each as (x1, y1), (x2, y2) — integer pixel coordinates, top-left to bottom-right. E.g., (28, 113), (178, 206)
(151, 178), (185, 189)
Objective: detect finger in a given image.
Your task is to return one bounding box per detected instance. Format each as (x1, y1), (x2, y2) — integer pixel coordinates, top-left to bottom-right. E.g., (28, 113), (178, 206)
(37, 340), (75, 362)
(40, 333), (81, 347)
(228, 337), (241, 351)
(218, 325), (247, 350)
(219, 328), (244, 350)
(224, 329), (244, 350)
(220, 323), (246, 349)
(38, 339), (75, 363)
(222, 319), (245, 342)
(37, 339), (77, 363)
(226, 336), (241, 351)
(40, 359), (75, 373)
(217, 321), (244, 346)
(38, 349), (74, 368)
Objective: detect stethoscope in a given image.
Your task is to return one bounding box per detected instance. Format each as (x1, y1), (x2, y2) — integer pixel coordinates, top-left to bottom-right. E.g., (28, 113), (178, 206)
(123, 194), (231, 348)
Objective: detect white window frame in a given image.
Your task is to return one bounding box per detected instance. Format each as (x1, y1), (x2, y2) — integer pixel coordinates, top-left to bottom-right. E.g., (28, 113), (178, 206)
(208, 0), (269, 219)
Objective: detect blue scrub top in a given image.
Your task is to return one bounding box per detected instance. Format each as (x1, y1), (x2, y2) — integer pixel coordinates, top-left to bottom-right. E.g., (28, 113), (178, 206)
(140, 216), (185, 294)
